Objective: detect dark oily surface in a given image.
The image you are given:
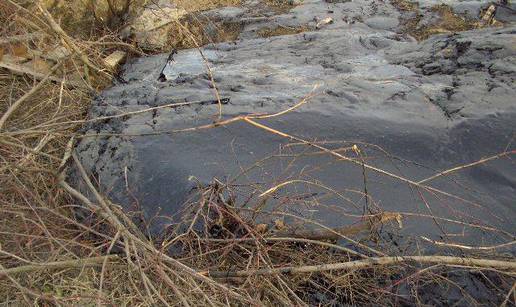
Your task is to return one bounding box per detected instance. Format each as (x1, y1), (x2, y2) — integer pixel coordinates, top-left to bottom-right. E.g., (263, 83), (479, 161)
(75, 0), (515, 248)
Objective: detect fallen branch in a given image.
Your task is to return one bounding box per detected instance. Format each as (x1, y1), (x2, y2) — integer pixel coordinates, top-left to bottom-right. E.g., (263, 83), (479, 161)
(0, 255), (119, 277)
(206, 256), (516, 278)
(421, 236), (516, 251)
(0, 32), (45, 45)
(0, 60), (86, 89)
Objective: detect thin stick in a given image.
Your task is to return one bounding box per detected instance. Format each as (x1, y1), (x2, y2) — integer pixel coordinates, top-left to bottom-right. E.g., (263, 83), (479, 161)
(500, 282), (515, 307)
(273, 212), (401, 241)
(206, 256), (516, 278)
(0, 32), (45, 44)
(173, 21), (223, 119)
(0, 62), (61, 131)
(418, 151), (515, 184)
(204, 237), (360, 256)
(0, 60), (86, 89)
(98, 231), (121, 306)
(76, 84), (317, 138)
(0, 255), (118, 277)
(0, 138), (61, 162)
(37, 3), (109, 80)
(420, 237), (516, 251)
(243, 117), (484, 209)
(156, 265), (192, 307)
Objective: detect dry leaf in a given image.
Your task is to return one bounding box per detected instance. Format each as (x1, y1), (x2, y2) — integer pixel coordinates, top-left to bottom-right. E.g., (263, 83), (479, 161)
(11, 43), (28, 57)
(30, 57), (51, 74)
(274, 219), (286, 230)
(255, 224), (268, 234)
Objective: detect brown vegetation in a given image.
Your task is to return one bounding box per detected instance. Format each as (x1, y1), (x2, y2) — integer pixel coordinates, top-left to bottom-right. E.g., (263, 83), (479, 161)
(258, 25), (311, 38)
(393, 1), (478, 41)
(1, 0), (515, 305)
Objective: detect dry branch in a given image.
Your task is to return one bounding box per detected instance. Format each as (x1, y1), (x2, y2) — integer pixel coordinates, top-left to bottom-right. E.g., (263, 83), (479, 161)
(206, 256), (516, 278)
(0, 32), (45, 45)
(0, 255), (119, 277)
(0, 62), (61, 131)
(0, 60), (87, 89)
(36, 3), (109, 81)
(418, 150), (516, 184)
(421, 236), (516, 251)
(60, 153), (251, 302)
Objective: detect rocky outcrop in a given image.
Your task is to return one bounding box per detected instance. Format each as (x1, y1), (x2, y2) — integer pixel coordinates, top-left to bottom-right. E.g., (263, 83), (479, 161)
(75, 0), (515, 247)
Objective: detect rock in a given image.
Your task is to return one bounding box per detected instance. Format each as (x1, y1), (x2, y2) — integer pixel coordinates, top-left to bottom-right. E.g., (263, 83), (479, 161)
(202, 6), (246, 21)
(103, 50), (127, 69)
(494, 2), (516, 23)
(122, 1), (187, 50)
(316, 17), (334, 29)
(364, 16), (399, 30)
(75, 0), (515, 251)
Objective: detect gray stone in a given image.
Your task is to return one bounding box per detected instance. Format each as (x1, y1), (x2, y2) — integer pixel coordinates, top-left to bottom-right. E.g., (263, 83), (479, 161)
(75, 0), (516, 252)
(365, 16), (399, 30)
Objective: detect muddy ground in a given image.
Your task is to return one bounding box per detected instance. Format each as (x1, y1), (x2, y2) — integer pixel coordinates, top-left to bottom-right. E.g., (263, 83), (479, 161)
(74, 0), (515, 254)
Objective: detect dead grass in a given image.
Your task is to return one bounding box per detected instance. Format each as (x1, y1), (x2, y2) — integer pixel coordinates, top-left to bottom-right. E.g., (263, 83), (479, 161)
(173, 0), (242, 12)
(257, 25), (311, 38)
(264, 0), (297, 14)
(166, 18), (244, 50)
(393, 2), (478, 41)
(1, 0), (515, 305)
(390, 0), (418, 12)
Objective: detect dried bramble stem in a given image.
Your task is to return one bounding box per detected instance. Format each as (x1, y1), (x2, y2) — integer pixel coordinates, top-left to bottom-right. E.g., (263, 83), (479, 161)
(0, 255), (119, 277)
(206, 256), (516, 278)
(0, 62), (61, 131)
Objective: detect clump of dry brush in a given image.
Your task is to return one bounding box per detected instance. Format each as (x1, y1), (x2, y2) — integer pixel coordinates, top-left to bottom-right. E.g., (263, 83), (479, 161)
(0, 0), (515, 305)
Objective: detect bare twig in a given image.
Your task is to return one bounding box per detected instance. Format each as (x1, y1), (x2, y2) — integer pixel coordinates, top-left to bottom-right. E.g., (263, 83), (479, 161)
(0, 255), (119, 277)
(0, 62), (61, 131)
(206, 256), (516, 278)
(0, 60), (86, 89)
(0, 32), (45, 44)
(420, 237), (516, 251)
(418, 151), (515, 184)
(37, 2), (109, 81)
(273, 212), (402, 241)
